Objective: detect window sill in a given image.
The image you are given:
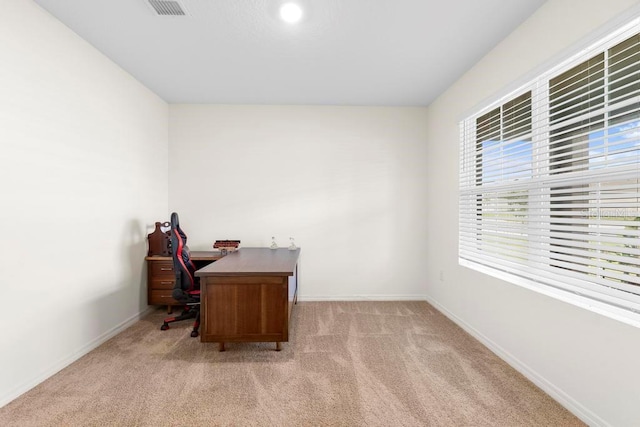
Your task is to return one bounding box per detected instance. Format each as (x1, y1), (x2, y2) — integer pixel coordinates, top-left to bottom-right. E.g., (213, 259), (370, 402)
(460, 258), (640, 329)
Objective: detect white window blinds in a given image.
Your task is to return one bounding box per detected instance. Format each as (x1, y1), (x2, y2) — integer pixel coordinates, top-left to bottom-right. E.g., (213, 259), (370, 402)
(460, 23), (640, 314)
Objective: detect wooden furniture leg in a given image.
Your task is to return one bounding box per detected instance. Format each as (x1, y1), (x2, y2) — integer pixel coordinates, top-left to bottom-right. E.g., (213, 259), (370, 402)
(218, 342), (225, 352)
(276, 342), (282, 351)
(167, 305), (173, 314)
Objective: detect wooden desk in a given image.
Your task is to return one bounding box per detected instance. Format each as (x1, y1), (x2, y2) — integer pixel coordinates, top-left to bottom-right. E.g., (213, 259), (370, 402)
(145, 251), (223, 312)
(195, 248), (300, 351)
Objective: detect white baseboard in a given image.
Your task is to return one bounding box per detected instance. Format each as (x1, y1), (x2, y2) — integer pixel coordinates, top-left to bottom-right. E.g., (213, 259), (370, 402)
(0, 306), (155, 408)
(298, 294), (429, 302)
(423, 293), (607, 427)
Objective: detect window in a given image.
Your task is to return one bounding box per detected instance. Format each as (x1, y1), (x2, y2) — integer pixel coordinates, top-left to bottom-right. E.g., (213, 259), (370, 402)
(460, 22), (640, 322)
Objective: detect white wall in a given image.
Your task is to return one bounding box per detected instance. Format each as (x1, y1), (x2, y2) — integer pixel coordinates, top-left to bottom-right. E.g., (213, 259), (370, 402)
(169, 105), (429, 300)
(424, 0), (640, 425)
(0, 1), (168, 406)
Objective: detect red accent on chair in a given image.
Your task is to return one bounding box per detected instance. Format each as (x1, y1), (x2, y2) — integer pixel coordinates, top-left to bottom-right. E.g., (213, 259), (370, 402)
(159, 213), (201, 337)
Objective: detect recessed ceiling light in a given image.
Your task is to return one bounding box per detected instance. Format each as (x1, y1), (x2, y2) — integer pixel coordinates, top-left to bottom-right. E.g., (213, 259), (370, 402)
(280, 3), (303, 24)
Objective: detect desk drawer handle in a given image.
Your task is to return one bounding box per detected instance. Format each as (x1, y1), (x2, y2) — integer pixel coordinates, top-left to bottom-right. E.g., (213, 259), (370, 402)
(160, 281), (173, 285)
(160, 267), (173, 271)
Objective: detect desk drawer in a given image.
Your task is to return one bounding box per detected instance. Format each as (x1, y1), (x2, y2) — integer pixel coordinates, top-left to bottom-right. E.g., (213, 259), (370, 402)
(150, 261), (174, 277)
(149, 290), (179, 305)
(151, 278), (175, 290)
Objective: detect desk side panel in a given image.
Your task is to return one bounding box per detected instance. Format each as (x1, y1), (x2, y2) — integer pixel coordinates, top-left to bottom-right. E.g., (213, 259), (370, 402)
(288, 264), (298, 320)
(201, 276), (288, 343)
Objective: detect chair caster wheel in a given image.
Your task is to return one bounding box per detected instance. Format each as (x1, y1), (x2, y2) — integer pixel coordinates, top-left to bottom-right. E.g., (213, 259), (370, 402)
(160, 324), (169, 331)
(190, 331), (199, 338)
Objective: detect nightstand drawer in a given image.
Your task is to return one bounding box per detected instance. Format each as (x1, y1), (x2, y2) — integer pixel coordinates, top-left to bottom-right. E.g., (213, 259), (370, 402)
(150, 261), (174, 277)
(149, 290), (179, 305)
(151, 278), (175, 289)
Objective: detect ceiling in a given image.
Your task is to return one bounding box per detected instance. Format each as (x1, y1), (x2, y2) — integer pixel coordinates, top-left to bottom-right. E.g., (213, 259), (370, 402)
(32, 0), (547, 106)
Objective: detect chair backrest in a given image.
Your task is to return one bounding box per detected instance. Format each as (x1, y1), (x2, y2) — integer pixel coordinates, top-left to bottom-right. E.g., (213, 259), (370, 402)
(170, 212), (197, 293)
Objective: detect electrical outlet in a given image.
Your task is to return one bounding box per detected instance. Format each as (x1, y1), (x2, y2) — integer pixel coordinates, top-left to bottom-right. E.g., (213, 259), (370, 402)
(439, 270), (444, 281)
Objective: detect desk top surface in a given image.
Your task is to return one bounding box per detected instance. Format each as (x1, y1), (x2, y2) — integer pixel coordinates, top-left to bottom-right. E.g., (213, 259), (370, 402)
(195, 247), (300, 277)
(145, 250), (223, 262)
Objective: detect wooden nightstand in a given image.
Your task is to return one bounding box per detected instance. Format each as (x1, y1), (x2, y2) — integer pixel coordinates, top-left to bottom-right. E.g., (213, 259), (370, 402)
(145, 251), (223, 313)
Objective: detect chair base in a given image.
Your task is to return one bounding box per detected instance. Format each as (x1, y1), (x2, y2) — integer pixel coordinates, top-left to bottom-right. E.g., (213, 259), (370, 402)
(160, 306), (200, 338)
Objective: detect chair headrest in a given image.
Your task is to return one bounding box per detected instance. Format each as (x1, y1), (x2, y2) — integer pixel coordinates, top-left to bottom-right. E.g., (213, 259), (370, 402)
(171, 212), (179, 230)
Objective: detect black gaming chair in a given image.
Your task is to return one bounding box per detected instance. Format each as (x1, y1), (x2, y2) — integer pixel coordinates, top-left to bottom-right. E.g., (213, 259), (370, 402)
(160, 212), (201, 337)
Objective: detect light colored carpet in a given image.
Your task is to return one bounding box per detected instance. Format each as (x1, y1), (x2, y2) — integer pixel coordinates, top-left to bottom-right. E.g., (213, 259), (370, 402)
(0, 301), (583, 426)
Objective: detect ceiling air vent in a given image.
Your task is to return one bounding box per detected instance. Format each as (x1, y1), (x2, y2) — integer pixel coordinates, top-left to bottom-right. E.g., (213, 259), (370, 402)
(148, 0), (186, 16)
